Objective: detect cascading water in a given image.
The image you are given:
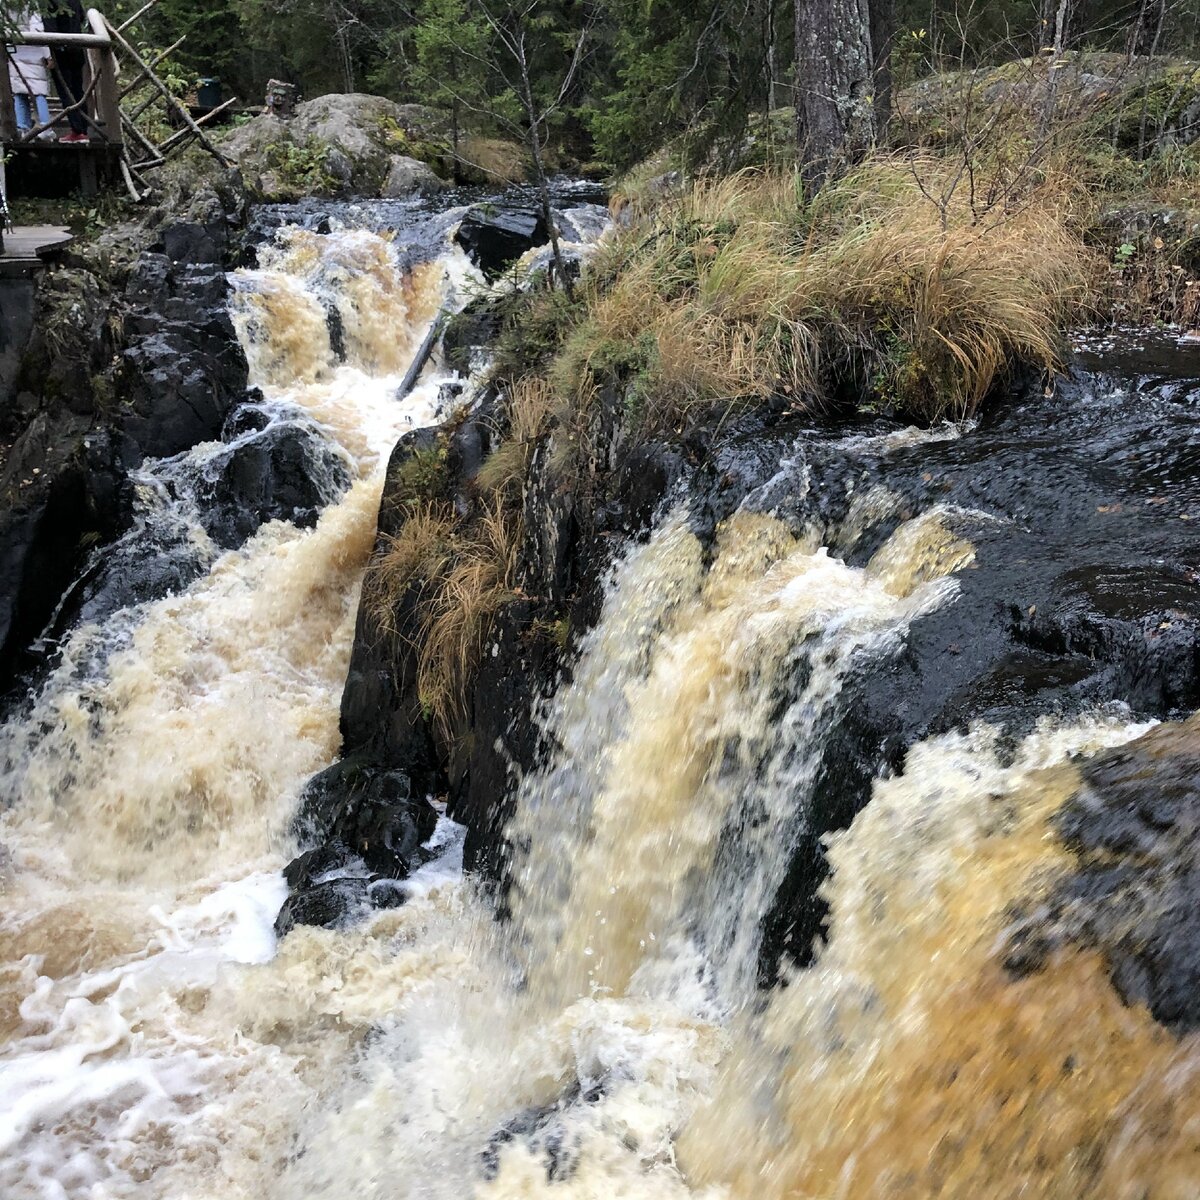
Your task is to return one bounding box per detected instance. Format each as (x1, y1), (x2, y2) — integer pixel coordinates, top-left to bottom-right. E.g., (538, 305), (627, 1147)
(3, 193), (1200, 1200)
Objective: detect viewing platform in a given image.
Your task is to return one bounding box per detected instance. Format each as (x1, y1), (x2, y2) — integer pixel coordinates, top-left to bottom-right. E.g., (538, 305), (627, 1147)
(2, 4), (229, 203)
(0, 224), (73, 278)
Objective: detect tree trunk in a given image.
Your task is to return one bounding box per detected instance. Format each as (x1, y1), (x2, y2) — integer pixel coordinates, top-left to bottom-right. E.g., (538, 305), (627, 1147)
(766, 0), (777, 112)
(870, 0), (896, 139)
(515, 31), (573, 300)
(1137, 0), (1168, 158)
(1040, 0), (1071, 134)
(794, 0), (875, 192)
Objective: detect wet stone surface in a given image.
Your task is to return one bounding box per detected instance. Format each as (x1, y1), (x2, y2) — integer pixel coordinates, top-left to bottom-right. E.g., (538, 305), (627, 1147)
(711, 334), (1200, 981)
(1006, 716), (1200, 1030)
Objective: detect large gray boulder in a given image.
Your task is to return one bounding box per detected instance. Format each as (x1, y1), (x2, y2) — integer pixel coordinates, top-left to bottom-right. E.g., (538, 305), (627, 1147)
(381, 154), (447, 198)
(218, 94), (452, 201)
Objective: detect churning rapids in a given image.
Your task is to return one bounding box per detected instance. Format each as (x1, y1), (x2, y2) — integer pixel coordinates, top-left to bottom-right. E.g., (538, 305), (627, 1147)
(3, 189), (1200, 1199)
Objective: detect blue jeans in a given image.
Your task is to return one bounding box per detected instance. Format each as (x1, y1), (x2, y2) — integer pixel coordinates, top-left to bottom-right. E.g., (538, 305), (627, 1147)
(14, 94), (52, 133)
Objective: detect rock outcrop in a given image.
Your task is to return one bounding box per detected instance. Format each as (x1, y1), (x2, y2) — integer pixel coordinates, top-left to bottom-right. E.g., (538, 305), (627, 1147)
(0, 169), (253, 699)
(219, 95), (455, 201)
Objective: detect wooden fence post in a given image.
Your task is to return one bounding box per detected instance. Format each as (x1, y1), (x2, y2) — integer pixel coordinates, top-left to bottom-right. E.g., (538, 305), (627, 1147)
(0, 49), (18, 144)
(86, 9), (121, 144)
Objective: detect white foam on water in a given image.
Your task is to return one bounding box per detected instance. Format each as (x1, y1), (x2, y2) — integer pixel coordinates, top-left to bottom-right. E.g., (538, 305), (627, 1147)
(0, 220), (482, 1199)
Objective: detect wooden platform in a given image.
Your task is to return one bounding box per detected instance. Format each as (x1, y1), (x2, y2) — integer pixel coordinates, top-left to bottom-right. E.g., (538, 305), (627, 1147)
(0, 225), (73, 278)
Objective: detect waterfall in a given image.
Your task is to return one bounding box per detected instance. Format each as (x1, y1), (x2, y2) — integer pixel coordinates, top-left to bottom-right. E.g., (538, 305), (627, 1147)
(1, 201), (1197, 1200)
(0, 217), (477, 1197)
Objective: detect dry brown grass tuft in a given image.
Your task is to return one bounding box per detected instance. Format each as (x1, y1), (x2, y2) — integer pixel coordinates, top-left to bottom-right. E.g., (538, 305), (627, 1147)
(366, 501), (455, 641)
(365, 496), (522, 742)
(416, 497), (521, 738)
(557, 163), (1095, 423)
(477, 376), (557, 494)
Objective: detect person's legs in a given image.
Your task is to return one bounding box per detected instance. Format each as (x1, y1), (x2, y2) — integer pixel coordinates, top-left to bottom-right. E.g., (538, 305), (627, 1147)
(34, 95), (51, 127)
(43, 13), (89, 137)
(13, 94), (32, 133)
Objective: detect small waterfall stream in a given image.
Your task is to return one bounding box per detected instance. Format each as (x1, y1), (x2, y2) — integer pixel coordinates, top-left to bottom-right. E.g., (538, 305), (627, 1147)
(2, 195), (1200, 1199)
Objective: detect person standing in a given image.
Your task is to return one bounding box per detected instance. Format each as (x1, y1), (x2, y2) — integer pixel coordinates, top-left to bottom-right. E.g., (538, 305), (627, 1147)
(41, 0), (88, 142)
(6, 7), (55, 139)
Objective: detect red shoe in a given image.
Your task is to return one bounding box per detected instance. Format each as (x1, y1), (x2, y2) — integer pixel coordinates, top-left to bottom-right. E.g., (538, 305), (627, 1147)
(60, 132), (89, 144)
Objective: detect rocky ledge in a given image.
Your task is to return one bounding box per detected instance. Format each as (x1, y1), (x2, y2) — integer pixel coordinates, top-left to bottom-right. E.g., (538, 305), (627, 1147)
(218, 94), (529, 202)
(280, 321), (1200, 1038)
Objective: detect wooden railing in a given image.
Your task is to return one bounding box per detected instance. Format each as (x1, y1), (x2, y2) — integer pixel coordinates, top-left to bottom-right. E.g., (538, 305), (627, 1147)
(0, 9), (122, 147)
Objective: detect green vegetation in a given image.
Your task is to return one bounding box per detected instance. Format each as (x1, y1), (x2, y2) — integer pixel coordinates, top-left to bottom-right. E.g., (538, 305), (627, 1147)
(100, 0), (1200, 178)
(264, 137), (342, 196)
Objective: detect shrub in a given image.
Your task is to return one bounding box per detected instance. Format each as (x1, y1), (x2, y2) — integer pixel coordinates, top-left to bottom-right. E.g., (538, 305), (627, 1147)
(551, 165), (1091, 425)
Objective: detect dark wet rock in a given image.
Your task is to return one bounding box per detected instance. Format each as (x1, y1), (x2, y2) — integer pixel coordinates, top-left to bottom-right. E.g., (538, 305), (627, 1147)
(455, 206), (548, 276)
(275, 840), (372, 936)
(1009, 564), (1200, 715)
(0, 419), (135, 692)
(325, 302), (347, 362)
(292, 754), (437, 872)
(278, 753), (440, 935)
(0, 193), (252, 698)
(481, 1086), (603, 1183)
(221, 396), (271, 439)
(746, 340), (1200, 980)
(188, 418), (352, 550)
(1005, 718), (1200, 1030)
(42, 518), (208, 642)
(118, 251), (249, 461)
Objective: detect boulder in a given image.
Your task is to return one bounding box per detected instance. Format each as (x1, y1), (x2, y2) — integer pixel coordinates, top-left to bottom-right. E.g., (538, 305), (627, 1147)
(186, 415), (352, 550)
(455, 206), (549, 276)
(275, 841), (372, 936)
(381, 154), (447, 199)
(276, 752), (442, 935)
(218, 94), (452, 201)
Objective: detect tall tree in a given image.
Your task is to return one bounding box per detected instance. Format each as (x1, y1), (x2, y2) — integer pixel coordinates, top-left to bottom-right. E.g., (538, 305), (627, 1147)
(411, 0), (490, 178)
(794, 0), (875, 190)
(871, 0), (897, 137)
(468, 0), (596, 295)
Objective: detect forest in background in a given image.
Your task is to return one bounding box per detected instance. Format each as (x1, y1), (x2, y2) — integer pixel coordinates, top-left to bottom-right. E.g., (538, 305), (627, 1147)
(113, 0), (1200, 172)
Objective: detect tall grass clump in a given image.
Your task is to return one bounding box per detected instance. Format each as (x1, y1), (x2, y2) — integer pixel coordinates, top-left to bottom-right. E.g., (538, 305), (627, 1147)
(366, 495), (522, 741)
(551, 164), (1093, 425)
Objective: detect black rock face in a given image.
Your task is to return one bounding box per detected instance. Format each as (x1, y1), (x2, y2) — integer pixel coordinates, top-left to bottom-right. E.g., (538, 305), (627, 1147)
(1006, 718), (1200, 1030)
(0, 419), (136, 690)
(455, 206), (549, 276)
(277, 754), (440, 934)
(0, 206), (253, 701)
(118, 251), (249, 462)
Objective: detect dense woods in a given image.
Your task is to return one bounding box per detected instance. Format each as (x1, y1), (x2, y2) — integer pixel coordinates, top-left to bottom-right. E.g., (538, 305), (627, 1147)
(114, 0), (1200, 173)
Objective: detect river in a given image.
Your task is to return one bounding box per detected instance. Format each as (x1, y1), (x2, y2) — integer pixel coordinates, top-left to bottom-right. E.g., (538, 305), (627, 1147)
(2, 191), (1200, 1198)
